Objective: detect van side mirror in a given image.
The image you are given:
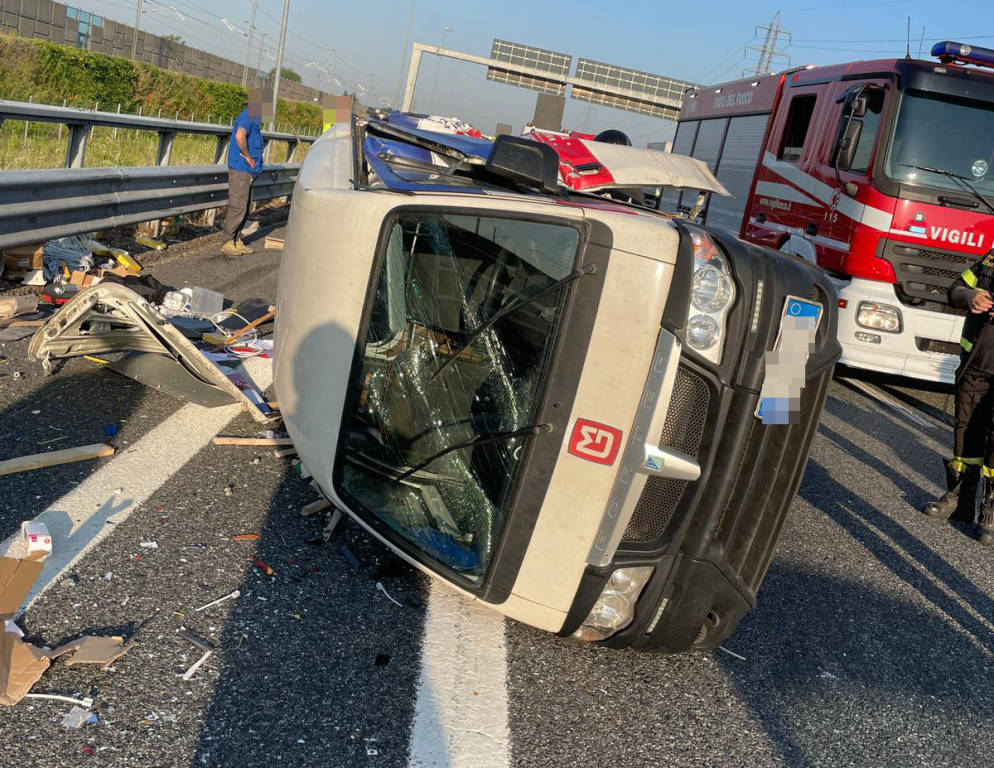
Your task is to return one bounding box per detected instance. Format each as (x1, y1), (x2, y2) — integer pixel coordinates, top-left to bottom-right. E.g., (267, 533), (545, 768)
(485, 135), (560, 195)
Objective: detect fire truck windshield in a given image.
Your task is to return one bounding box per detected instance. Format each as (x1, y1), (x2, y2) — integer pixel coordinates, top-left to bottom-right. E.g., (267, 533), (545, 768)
(884, 90), (994, 200)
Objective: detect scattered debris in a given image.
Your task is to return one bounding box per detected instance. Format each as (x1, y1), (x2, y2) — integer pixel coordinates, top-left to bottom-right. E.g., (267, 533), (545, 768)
(21, 521), (52, 560)
(214, 436), (294, 447)
(2, 556), (132, 706)
(264, 235), (285, 250)
(195, 589), (240, 612)
(376, 581), (403, 607)
(135, 234), (166, 251)
(0, 443), (115, 477)
(301, 498), (332, 517)
(0, 295), (39, 321)
(324, 509), (345, 540)
(253, 559), (275, 576)
(214, 308), (275, 351)
(61, 705), (99, 729)
(223, 484), (234, 497)
(177, 628), (215, 680)
(24, 693), (94, 708)
(139, 541), (159, 549)
(273, 448), (297, 459)
(231, 534), (260, 542)
(717, 645), (746, 661)
(339, 545), (360, 571)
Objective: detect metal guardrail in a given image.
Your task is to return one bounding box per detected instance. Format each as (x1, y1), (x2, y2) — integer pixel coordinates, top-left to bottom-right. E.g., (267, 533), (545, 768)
(0, 100), (321, 250)
(0, 164), (298, 249)
(0, 100), (319, 168)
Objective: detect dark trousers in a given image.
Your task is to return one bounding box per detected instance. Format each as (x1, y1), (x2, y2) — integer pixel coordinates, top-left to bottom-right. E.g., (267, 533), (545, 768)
(224, 169), (255, 241)
(954, 367), (994, 466)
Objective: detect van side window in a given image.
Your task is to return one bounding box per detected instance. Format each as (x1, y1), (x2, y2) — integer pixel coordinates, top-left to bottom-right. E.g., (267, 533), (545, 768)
(778, 94), (817, 163)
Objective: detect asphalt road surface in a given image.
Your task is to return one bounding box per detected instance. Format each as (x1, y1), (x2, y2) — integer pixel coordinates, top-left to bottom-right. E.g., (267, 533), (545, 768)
(1, 219), (991, 768)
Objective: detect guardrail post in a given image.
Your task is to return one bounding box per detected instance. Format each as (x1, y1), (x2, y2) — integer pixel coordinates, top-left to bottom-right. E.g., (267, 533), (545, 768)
(66, 123), (92, 168)
(214, 134), (230, 165)
(152, 131), (177, 237)
(285, 138), (298, 163)
(155, 131), (176, 166)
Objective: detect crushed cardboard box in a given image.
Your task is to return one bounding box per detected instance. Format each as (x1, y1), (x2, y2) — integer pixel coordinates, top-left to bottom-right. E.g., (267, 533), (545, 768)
(1, 243), (44, 272)
(0, 555), (134, 706)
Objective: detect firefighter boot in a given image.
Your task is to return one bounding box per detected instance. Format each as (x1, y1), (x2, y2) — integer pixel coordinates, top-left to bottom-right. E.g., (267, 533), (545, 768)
(980, 486), (994, 546)
(923, 459), (964, 520)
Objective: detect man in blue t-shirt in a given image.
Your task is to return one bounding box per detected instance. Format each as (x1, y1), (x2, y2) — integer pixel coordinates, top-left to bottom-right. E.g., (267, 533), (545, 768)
(222, 89), (271, 255)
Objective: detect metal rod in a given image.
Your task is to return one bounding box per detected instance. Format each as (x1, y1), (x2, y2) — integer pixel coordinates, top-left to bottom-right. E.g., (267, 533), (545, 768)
(270, 0), (291, 131)
(131, 0), (143, 60)
(242, 0), (259, 89)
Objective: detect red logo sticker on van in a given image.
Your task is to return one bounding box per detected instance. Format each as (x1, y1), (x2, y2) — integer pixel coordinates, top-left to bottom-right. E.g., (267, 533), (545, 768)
(568, 419), (623, 465)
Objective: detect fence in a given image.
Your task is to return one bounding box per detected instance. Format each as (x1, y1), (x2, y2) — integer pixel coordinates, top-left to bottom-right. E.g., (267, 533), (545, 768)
(0, 99), (320, 249)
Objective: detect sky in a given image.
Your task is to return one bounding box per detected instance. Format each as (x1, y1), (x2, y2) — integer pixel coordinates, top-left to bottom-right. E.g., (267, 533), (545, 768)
(75, 0), (993, 145)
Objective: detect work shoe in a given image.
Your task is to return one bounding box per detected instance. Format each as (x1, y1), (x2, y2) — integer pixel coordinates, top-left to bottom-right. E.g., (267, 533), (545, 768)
(924, 463), (980, 522)
(924, 458), (965, 520)
(235, 239), (254, 254)
(980, 487), (994, 545)
(220, 240), (242, 256)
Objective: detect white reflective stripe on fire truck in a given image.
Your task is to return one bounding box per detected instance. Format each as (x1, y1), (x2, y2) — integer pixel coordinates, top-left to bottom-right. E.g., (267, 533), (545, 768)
(754, 180), (819, 207)
(748, 217), (851, 252)
(761, 152), (894, 232)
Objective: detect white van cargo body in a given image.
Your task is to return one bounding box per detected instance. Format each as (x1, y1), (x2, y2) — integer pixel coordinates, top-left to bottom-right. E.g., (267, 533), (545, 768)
(274, 114), (840, 652)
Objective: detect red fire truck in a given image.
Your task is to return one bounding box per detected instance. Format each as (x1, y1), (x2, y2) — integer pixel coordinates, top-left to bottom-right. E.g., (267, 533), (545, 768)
(662, 41), (994, 383)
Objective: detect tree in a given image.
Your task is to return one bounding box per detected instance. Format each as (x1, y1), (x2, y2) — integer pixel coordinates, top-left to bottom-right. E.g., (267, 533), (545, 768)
(268, 67), (302, 83)
(163, 34), (185, 44)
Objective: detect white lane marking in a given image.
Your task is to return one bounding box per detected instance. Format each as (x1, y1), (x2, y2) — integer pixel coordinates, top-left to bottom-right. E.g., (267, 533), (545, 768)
(839, 377), (940, 432)
(409, 583), (510, 768)
(2, 359), (272, 612)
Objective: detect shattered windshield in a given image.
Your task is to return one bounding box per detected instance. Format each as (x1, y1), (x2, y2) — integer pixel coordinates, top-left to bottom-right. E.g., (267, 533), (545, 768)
(884, 90), (994, 197)
(338, 211), (580, 583)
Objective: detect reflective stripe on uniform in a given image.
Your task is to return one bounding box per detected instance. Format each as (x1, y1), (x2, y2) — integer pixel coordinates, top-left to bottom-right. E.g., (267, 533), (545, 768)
(962, 337), (974, 352)
(952, 457), (984, 472)
(983, 465), (994, 478)
(963, 268), (979, 287)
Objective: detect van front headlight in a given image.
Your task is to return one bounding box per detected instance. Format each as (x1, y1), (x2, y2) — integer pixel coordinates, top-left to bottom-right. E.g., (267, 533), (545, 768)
(685, 228), (736, 364)
(572, 566), (654, 642)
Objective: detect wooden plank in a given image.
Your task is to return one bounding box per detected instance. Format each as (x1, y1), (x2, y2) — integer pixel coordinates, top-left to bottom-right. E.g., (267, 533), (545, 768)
(214, 309), (276, 351)
(273, 448), (297, 458)
(0, 444), (115, 477)
(300, 498), (332, 517)
(213, 436), (293, 446)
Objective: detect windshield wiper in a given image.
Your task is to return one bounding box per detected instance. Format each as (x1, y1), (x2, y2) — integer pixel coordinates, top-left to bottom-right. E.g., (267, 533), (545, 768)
(430, 264), (596, 381)
(391, 423), (553, 484)
(900, 163), (994, 215)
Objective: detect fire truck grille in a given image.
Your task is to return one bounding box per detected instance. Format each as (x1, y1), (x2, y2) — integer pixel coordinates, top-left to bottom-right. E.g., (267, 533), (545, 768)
(622, 366), (710, 544)
(882, 242), (976, 305)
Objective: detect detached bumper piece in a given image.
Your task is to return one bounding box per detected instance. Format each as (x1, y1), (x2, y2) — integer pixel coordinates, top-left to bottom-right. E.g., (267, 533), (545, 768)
(28, 283), (272, 421)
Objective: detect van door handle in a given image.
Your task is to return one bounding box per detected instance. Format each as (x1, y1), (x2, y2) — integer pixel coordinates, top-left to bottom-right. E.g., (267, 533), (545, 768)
(805, 222), (818, 236)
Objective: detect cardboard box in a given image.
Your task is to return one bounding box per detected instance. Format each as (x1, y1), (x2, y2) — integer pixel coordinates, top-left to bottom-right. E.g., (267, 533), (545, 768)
(0, 557), (44, 621)
(1, 243), (44, 272)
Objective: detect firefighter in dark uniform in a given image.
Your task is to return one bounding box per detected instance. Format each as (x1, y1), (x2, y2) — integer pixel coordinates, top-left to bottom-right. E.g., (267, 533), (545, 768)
(924, 251), (994, 544)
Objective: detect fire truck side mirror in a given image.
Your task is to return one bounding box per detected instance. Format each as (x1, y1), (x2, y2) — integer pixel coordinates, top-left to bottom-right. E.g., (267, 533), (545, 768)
(835, 120), (863, 171)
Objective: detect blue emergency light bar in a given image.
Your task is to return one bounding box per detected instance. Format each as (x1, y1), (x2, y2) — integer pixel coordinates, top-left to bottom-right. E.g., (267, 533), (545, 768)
(931, 41), (994, 69)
